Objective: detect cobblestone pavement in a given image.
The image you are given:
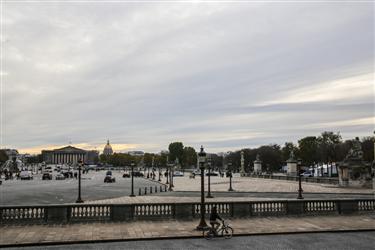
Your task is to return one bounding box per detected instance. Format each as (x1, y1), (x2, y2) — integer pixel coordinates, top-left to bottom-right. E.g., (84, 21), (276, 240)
(0, 215), (374, 246)
(85, 176), (373, 204)
(170, 176), (373, 193)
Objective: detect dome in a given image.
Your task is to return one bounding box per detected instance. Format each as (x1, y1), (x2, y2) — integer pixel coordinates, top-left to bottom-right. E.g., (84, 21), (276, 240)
(103, 140), (113, 155)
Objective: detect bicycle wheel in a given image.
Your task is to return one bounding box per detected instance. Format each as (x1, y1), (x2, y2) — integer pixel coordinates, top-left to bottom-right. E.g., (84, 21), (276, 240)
(205, 229), (215, 240)
(223, 226), (233, 239)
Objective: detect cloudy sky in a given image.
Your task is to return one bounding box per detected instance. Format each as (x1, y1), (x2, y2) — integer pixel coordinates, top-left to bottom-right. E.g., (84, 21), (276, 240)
(1, 1), (374, 154)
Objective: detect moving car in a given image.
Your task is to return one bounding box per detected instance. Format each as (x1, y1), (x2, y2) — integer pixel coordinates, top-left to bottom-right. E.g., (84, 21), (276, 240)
(205, 172), (219, 176)
(104, 175), (116, 183)
(132, 171), (144, 177)
(301, 171), (313, 177)
(42, 172), (52, 180)
(173, 171), (184, 177)
(122, 172), (130, 178)
(55, 173), (66, 180)
(20, 170), (33, 180)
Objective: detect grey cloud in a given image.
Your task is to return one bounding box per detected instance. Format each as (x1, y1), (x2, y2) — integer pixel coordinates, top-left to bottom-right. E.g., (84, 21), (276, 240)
(2, 2), (374, 152)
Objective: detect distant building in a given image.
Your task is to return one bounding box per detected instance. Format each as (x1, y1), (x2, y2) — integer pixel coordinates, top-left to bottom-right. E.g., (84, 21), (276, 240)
(103, 140), (113, 156)
(42, 146), (99, 165)
(128, 151), (144, 156)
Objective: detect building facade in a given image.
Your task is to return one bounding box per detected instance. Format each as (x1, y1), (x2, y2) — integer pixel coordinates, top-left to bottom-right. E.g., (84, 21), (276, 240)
(42, 146), (98, 165)
(103, 140), (113, 155)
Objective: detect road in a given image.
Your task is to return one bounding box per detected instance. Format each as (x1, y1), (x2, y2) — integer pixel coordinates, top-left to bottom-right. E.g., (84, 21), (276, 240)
(0, 170), (162, 205)
(4, 231), (375, 250)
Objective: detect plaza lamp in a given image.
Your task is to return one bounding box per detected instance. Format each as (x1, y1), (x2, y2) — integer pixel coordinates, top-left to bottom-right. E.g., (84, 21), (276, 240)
(130, 161), (136, 197)
(228, 162), (234, 191)
(75, 159), (84, 203)
(297, 159), (304, 199)
(196, 146), (209, 230)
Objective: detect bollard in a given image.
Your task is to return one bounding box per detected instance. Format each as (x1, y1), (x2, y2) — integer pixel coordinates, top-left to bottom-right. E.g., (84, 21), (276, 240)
(145, 187), (147, 195)
(155, 186), (157, 193)
(139, 188), (141, 196)
(160, 186), (162, 192)
(150, 186), (153, 194)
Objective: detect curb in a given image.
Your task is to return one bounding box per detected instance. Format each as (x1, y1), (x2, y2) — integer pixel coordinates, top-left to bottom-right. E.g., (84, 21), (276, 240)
(1, 228), (374, 248)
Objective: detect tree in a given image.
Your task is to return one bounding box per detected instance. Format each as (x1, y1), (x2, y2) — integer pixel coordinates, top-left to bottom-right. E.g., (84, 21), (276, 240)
(281, 142), (298, 162)
(168, 142), (184, 163)
(143, 153), (154, 167)
(298, 136), (318, 166)
(182, 146), (197, 168)
(0, 150), (8, 164)
(317, 131), (342, 163)
(257, 144), (283, 172)
(26, 154), (43, 164)
(361, 136), (374, 162)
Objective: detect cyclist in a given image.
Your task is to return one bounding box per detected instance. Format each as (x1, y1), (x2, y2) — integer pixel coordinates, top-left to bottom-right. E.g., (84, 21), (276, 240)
(209, 206), (223, 235)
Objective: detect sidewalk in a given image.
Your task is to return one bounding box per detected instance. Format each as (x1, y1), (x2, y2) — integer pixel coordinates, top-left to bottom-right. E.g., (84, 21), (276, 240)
(1, 215), (374, 247)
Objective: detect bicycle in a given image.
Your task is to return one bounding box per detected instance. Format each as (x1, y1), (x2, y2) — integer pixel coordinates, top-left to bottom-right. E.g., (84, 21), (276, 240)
(204, 220), (233, 240)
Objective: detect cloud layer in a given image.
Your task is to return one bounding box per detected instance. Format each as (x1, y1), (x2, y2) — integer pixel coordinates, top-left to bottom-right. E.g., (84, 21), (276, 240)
(2, 2), (374, 154)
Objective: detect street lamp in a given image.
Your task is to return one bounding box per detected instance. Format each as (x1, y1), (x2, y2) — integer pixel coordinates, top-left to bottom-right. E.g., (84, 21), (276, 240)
(158, 164), (161, 181)
(76, 159), (84, 203)
(228, 162), (234, 191)
(168, 162), (174, 191)
(297, 159), (304, 199)
(196, 145), (209, 230)
(130, 161), (136, 197)
(206, 155), (213, 198)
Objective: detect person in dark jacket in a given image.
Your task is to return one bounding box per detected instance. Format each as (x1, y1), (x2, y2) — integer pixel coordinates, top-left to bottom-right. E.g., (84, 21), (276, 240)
(209, 206), (223, 235)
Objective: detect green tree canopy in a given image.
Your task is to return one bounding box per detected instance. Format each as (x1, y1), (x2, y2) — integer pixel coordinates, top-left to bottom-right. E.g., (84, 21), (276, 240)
(168, 142), (184, 163)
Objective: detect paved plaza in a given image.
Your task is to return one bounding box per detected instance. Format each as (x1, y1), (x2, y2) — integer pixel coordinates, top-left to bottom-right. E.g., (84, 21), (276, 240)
(0, 215), (374, 247)
(85, 175), (374, 204)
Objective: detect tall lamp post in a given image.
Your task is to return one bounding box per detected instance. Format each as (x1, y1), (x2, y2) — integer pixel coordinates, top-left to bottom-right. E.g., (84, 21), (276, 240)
(297, 159), (304, 199)
(228, 162), (234, 191)
(168, 162), (174, 191)
(196, 145), (208, 230)
(130, 161), (136, 197)
(206, 155), (213, 198)
(76, 159), (83, 203)
(158, 164), (161, 181)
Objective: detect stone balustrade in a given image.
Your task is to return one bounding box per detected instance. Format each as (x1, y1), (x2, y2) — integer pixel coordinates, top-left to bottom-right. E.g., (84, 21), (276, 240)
(0, 199), (373, 225)
(248, 174), (340, 185)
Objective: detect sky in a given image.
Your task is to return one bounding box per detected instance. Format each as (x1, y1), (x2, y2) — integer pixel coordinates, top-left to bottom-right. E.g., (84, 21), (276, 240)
(1, 1), (374, 154)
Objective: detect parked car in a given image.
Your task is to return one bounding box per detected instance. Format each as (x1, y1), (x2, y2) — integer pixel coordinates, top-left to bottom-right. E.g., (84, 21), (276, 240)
(55, 173), (66, 180)
(122, 172), (130, 178)
(42, 173), (52, 180)
(205, 172), (218, 176)
(173, 171), (184, 177)
(301, 171), (313, 177)
(20, 170), (33, 180)
(132, 171), (144, 177)
(106, 170), (112, 176)
(104, 175), (116, 183)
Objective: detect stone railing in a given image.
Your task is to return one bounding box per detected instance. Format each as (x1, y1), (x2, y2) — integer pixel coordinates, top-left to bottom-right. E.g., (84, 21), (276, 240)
(248, 174), (339, 185)
(0, 199), (373, 225)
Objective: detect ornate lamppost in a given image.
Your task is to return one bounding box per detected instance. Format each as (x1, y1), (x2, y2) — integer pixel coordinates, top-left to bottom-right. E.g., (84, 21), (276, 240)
(76, 159), (84, 203)
(206, 155), (213, 198)
(130, 161), (136, 197)
(196, 146), (209, 230)
(228, 162), (234, 191)
(297, 159), (304, 199)
(158, 164), (161, 181)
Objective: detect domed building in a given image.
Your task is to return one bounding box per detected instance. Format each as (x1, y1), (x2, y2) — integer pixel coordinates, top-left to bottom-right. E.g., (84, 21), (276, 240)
(103, 140), (113, 156)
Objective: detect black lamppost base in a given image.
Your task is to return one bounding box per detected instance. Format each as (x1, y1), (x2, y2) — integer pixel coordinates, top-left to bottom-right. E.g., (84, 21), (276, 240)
(76, 199), (84, 203)
(206, 194), (214, 198)
(297, 196), (304, 199)
(196, 220), (209, 231)
(129, 194), (136, 197)
(228, 188), (234, 192)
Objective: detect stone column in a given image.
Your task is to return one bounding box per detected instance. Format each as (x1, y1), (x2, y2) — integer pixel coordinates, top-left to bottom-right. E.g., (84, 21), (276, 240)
(240, 151), (245, 177)
(286, 151), (297, 176)
(253, 154), (262, 174)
